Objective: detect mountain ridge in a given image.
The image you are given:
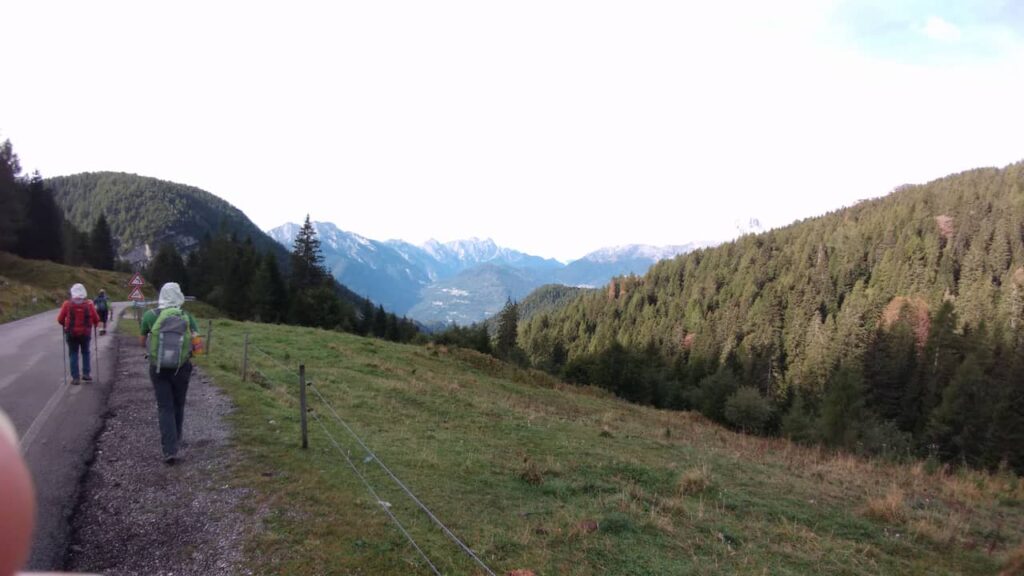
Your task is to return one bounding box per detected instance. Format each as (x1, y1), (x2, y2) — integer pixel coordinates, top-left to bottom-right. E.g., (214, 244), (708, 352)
(47, 171), (288, 266)
(266, 221), (712, 325)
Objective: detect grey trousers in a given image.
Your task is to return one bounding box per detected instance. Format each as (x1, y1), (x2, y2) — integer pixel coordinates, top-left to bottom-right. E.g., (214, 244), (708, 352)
(149, 363), (193, 458)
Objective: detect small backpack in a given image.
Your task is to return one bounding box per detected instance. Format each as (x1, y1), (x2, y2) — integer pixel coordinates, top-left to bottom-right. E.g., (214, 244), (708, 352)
(65, 302), (92, 338)
(95, 295), (108, 314)
(149, 308), (193, 370)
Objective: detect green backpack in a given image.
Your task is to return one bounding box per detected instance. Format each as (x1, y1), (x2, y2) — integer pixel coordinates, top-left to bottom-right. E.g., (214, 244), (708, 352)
(149, 307), (193, 370)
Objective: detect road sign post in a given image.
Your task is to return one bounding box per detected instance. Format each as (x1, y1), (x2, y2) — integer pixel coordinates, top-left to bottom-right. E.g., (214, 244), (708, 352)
(127, 273), (147, 323)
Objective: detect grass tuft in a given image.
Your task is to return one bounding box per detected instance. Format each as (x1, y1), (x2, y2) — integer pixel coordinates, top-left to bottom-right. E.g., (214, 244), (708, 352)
(677, 464), (712, 496)
(519, 457), (544, 486)
(862, 485), (908, 525)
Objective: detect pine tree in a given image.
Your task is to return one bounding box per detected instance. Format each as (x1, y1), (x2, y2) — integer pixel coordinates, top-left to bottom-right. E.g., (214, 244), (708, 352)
(359, 298), (375, 336)
(385, 312), (400, 341)
(724, 386), (773, 434)
(290, 215), (327, 290)
(16, 175), (65, 262)
(819, 365), (866, 449)
(249, 252), (289, 323)
(288, 215), (341, 327)
(222, 238), (257, 319)
(495, 298), (520, 360)
(61, 218), (90, 266)
(472, 323), (492, 354)
(865, 314), (917, 425)
(781, 392), (817, 444)
(692, 363), (740, 423)
(926, 354), (987, 464)
(0, 139), (26, 251)
(904, 301), (961, 436)
(986, 338), (1024, 473)
(373, 305), (387, 338)
(147, 243), (188, 293)
(291, 284), (345, 329)
(89, 213), (116, 270)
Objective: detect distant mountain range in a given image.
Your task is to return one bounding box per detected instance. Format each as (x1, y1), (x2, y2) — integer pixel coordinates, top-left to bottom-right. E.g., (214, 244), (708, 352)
(268, 221), (711, 326)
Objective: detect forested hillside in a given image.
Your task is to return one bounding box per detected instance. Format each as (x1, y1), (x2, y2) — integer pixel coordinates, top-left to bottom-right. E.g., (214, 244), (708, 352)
(46, 172), (286, 265)
(520, 162), (1024, 471)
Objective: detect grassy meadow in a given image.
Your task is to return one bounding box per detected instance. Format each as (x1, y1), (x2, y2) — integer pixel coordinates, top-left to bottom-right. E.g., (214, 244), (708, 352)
(193, 318), (1024, 576)
(0, 252), (132, 322)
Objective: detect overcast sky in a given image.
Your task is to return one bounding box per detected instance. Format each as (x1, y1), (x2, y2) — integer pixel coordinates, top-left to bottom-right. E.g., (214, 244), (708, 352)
(3, 0), (1023, 262)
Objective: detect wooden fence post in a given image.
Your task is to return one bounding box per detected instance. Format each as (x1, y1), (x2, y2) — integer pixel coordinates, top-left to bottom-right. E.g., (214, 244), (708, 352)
(206, 320), (213, 354)
(242, 333), (249, 382)
(299, 364), (308, 449)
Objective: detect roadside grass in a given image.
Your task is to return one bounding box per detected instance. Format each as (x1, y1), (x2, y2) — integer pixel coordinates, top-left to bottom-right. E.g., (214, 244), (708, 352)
(0, 252), (131, 322)
(192, 319), (1024, 575)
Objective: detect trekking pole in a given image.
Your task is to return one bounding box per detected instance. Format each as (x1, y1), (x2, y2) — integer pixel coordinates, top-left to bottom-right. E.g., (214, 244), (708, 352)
(94, 325), (100, 385)
(60, 328), (67, 387)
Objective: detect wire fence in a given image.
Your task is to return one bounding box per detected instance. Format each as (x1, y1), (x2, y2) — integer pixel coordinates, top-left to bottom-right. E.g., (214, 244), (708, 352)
(239, 334), (498, 576)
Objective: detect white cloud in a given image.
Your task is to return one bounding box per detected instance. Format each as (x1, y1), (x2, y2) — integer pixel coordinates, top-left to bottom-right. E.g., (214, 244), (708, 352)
(922, 15), (962, 42)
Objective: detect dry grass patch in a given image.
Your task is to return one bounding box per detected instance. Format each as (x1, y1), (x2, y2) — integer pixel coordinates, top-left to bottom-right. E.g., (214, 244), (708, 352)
(941, 472), (988, 505)
(647, 505), (677, 535)
(518, 456), (544, 486)
(677, 464), (712, 496)
(862, 485), (908, 525)
(775, 518), (823, 558)
(909, 511), (972, 547)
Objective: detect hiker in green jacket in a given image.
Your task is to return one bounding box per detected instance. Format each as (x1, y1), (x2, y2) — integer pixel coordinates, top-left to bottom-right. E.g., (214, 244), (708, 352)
(140, 282), (201, 464)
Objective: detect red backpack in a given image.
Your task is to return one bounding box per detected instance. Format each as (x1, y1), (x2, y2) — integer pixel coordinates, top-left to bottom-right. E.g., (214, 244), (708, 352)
(65, 302), (93, 337)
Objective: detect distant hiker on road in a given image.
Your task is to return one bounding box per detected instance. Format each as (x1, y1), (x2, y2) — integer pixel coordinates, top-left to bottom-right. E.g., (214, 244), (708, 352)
(140, 282), (201, 464)
(95, 289), (110, 335)
(57, 283), (100, 385)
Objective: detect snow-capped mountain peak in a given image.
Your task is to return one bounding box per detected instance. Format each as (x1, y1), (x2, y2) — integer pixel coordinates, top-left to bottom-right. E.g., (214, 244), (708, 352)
(581, 243), (711, 264)
(735, 217), (764, 237)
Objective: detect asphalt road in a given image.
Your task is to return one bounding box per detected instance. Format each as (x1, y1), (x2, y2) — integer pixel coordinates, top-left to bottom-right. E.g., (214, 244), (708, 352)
(0, 303), (125, 571)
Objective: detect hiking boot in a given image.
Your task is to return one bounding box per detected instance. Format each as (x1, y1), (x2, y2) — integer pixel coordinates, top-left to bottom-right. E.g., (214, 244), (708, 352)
(82, 375), (93, 382)
(163, 454), (177, 465)
(99, 329), (106, 335)
(71, 379), (81, 386)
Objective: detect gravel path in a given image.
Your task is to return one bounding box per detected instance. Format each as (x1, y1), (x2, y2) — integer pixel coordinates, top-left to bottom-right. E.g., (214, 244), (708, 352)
(64, 331), (258, 575)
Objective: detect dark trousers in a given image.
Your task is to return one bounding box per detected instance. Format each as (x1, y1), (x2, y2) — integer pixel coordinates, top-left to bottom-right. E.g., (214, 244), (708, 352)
(66, 335), (92, 379)
(149, 363), (192, 457)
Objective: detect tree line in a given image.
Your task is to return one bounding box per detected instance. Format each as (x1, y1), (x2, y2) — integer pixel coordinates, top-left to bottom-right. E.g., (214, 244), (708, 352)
(509, 162), (1024, 473)
(0, 140), (118, 270)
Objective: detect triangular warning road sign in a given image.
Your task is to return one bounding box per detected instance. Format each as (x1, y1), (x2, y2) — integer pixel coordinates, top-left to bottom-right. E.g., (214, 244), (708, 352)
(128, 286), (145, 300)
(129, 273), (146, 286)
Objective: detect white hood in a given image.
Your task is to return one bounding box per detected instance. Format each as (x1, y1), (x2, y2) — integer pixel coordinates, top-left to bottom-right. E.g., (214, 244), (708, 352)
(158, 282), (185, 309)
(70, 283), (87, 302)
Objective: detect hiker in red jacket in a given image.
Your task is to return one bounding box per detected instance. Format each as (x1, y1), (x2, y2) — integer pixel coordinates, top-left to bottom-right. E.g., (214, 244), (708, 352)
(57, 283), (101, 385)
